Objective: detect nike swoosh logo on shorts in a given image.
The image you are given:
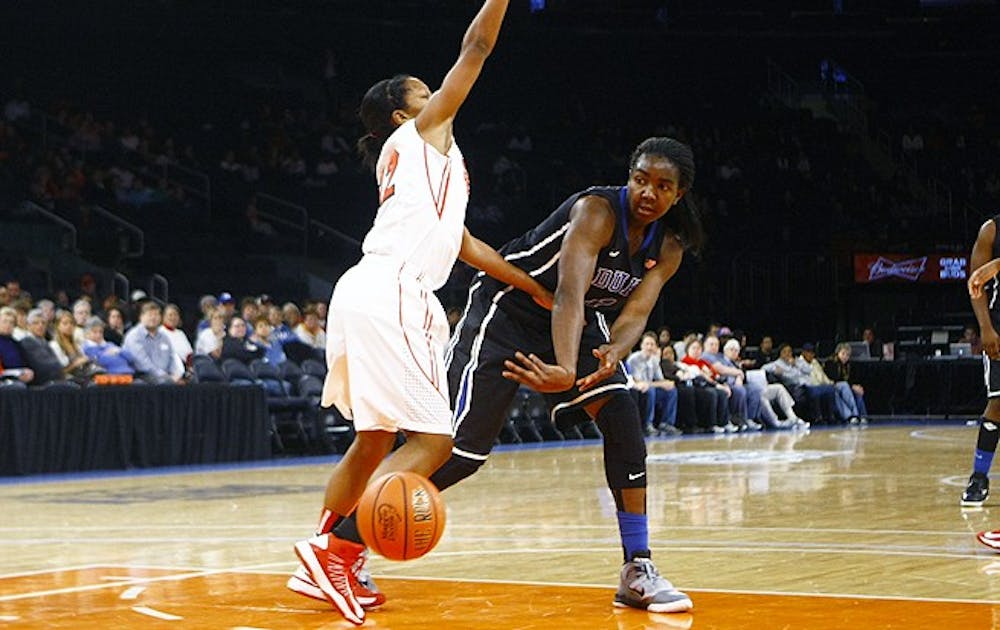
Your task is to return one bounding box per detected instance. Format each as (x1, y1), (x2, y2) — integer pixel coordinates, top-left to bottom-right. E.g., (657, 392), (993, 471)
(609, 250), (621, 257)
(628, 472), (645, 481)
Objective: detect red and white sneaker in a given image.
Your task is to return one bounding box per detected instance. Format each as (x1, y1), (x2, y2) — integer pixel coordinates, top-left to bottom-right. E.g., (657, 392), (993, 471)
(293, 534), (366, 625)
(977, 530), (1000, 551)
(287, 553), (386, 609)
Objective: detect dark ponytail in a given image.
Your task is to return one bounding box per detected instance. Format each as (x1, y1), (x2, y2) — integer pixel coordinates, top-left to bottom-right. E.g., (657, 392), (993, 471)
(630, 137), (705, 255)
(356, 74), (412, 172)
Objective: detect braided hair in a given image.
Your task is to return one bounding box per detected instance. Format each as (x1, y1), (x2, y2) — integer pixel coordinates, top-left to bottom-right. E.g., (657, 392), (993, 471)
(629, 137), (705, 255)
(356, 74), (412, 172)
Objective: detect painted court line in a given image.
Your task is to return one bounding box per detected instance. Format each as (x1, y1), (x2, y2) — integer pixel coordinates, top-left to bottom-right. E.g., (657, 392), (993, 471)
(119, 586), (146, 600)
(0, 561), (292, 603)
(131, 605), (182, 621)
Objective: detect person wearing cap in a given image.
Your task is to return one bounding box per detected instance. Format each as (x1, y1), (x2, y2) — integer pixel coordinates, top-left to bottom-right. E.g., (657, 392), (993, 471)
(217, 292), (236, 321)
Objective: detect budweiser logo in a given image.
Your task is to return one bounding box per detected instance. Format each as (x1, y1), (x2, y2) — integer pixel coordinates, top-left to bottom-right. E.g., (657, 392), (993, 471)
(868, 256), (927, 282)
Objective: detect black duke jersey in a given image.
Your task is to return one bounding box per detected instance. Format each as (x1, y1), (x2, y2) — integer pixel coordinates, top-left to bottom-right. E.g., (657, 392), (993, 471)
(491, 185), (667, 318)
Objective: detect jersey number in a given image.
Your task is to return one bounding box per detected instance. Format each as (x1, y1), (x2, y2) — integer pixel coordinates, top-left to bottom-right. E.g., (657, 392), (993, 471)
(378, 149), (400, 204)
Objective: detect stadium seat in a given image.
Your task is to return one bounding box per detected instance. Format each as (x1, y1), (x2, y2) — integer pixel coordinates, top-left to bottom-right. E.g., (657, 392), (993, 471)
(192, 355), (225, 384)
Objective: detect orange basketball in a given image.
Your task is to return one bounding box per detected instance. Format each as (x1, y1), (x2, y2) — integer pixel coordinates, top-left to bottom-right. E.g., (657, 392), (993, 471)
(356, 471), (446, 561)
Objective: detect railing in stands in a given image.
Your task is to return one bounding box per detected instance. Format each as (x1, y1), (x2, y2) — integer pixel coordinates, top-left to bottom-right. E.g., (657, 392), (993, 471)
(111, 271), (130, 302)
(256, 192), (310, 256)
(765, 57), (799, 109)
(21, 200), (78, 253)
(92, 205), (144, 258)
(310, 218), (361, 250)
(149, 273), (169, 304)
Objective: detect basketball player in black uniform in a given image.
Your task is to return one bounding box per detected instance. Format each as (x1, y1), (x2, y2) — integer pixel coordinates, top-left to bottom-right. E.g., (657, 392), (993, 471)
(964, 215), (1000, 512)
(431, 137), (704, 613)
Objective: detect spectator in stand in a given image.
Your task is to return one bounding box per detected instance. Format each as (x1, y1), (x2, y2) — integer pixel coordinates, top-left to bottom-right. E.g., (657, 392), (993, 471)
(250, 317), (286, 365)
(762, 344), (826, 424)
(314, 300), (328, 329)
(626, 331), (680, 437)
(195, 308), (227, 359)
(197, 294), (218, 331)
(722, 338), (802, 430)
(704, 335), (760, 431)
(217, 292), (236, 322)
(104, 307), (126, 346)
(220, 317), (264, 364)
(800, 342), (853, 424)
(10, 300), (30, 341)
(71, 299), (91, 345)
(282, 302), (303, 332)
(50, 310), (100, 380)
(36, 299), (56, 335)
(240, 297), (260, 326)
(747, 335), (777, 367)
(960, 324), (983, 356)
(0, 307), (34, 384)
(122, 301), (184, 384)
(19, 309), (67, 385)
(5, 279), (22, 303)
(294, 303), (326, 350)
(673, 331), (697, 364)
(0, 286), (8, 307)
(862, 327), (883, 360)
(681, 338), (737, 433)
(161, 303), (194, 367)
(656, 325), (672, 350)
(82, 317), (135, 375)
(824, 342), (869, 425)
(267, 305), (298, 346)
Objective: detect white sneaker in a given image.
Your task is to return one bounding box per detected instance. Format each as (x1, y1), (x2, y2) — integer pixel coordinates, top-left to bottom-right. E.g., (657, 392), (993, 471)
(614, 557), (693, 613)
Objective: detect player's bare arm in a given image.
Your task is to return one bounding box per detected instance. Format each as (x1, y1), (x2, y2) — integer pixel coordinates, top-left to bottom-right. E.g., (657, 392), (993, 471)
(577, 234), (683, 391)
(971, 220), (1000, 359)
(502, 196), (614, 392)
(414, 0), (508, 154)
(969, 257), (1000, 299)
(458, 228), (553, 309)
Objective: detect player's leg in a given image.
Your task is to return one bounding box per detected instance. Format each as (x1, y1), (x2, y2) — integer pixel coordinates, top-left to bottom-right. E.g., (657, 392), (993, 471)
(431, 331), (521, 490)
(963, 360), (1000, 506)
(587, 393), (692, 613)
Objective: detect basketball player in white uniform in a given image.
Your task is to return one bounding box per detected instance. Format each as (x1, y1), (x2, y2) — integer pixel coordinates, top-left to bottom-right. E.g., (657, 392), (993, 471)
(291, 1), (550, 624)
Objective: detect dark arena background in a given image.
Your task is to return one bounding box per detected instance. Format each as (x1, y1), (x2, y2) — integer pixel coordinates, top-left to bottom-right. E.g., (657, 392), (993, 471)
(3, 2), (1000, 628)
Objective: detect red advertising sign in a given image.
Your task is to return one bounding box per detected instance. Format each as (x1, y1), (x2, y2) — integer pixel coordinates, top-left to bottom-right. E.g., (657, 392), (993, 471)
(854, 253), (968, 283)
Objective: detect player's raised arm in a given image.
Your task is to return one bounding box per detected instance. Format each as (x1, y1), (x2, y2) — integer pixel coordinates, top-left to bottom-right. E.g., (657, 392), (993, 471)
(415, 0), (509, 153)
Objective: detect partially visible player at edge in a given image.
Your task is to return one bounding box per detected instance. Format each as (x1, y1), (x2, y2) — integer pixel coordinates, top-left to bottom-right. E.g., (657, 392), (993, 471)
(288, 1), (550, 625)
(962, 216), (1000, 513)
(967, 253), (1000, 549)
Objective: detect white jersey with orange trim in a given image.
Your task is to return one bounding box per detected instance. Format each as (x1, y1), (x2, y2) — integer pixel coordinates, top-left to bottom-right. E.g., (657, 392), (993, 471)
(320, 120), (469, 433)
(361, 119), (469, 290)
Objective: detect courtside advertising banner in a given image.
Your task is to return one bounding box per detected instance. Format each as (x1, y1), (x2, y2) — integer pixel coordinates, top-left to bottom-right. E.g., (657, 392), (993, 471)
(853, 253), (968, 284)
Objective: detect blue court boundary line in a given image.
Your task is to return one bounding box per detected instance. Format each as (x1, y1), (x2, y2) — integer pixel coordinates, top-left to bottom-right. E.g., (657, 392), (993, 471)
(0, 417), (975, 486)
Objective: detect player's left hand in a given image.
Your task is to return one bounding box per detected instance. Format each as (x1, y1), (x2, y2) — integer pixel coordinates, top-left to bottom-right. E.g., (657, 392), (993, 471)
(576, 344), (621, 392)
(969, 263), (997, 298)
(502, 351), (575, 392)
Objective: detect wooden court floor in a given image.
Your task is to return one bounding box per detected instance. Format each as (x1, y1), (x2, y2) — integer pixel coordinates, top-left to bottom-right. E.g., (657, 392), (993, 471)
(3, 424), (1000, 628)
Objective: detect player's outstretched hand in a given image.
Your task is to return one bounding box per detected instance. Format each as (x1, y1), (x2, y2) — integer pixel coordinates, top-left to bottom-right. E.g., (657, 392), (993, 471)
(576, 344), (621, 392)
(502, 351), (575, 392)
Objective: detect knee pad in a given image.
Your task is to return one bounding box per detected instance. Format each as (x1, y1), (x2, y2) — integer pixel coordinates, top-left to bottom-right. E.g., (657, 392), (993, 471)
(429, 452), (485, 492)
(595, 394), (648, 490)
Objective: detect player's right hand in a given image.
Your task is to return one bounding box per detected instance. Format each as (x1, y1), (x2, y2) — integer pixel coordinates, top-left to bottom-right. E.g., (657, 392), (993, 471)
(983, 327), (1000, 360)
(502, 351), (575, 393)
(576, 344), (620, 392)
(969, 263), (997, 298)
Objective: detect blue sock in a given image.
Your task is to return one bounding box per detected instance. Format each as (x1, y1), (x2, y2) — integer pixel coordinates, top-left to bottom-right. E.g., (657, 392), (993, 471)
(974, 449), (995, 476)
(616, 511), (648, 562)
